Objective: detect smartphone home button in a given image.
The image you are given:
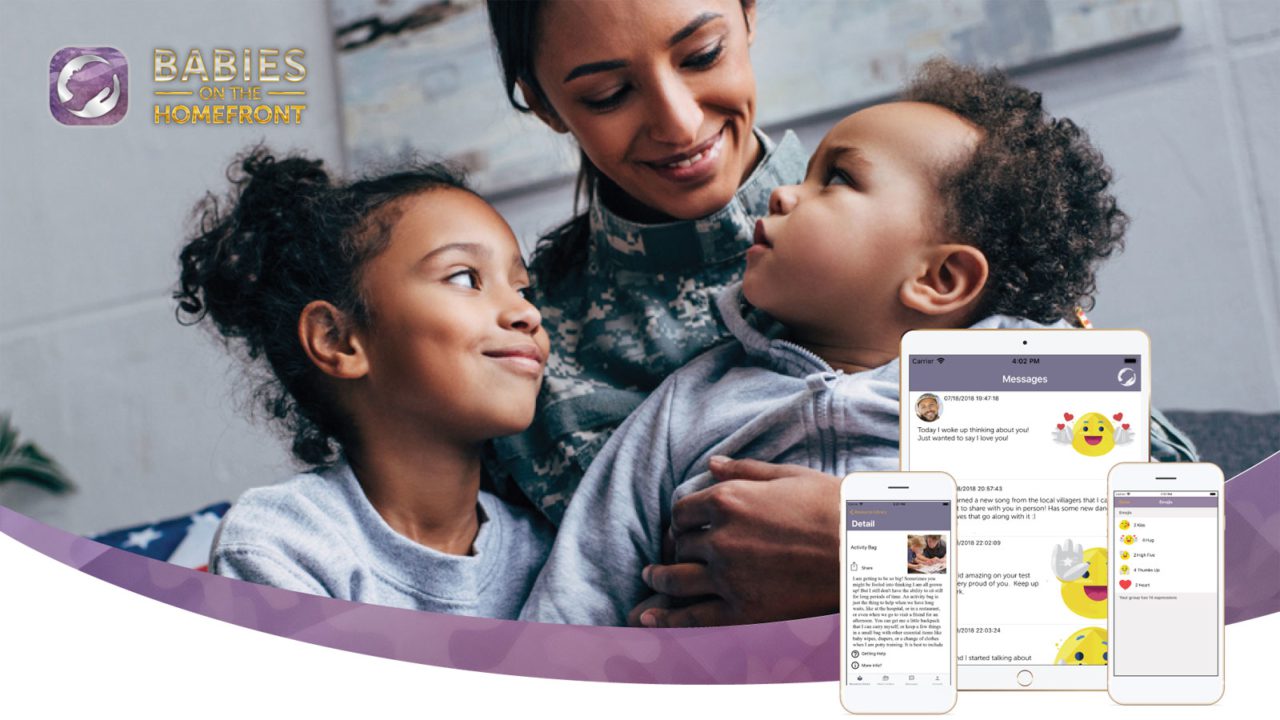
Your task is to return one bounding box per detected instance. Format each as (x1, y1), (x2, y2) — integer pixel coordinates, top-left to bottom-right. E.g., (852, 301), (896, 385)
(1016, 670), (1034, 687)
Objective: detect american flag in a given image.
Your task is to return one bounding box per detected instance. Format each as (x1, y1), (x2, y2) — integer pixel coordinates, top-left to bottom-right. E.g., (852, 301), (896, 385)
(91, 502), (230, 570)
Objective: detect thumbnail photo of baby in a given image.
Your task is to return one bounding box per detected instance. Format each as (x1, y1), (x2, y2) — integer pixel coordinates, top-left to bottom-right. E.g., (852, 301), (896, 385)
(908, 534), (949, 574)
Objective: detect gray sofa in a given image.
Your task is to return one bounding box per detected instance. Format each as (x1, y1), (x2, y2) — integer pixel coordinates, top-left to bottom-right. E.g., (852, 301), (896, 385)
(1165, 411), (1280, 478)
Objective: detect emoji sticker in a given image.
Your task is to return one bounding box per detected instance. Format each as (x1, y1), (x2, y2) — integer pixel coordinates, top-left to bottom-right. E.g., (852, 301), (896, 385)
(1052, 411), (1135, 456)
(1055, 627), (1109, 666)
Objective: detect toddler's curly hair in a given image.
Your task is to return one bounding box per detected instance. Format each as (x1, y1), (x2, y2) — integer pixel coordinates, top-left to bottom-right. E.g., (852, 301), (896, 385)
(904, 58), (1127, 323)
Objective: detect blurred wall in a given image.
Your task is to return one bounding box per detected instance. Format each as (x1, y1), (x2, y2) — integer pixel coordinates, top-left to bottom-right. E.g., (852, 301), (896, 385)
(1, 0), (1277, 534)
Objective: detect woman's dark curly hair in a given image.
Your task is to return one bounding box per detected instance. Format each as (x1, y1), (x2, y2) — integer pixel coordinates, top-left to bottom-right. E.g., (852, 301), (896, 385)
(903, 58), (1128, 323)
(175, 147), (468, 466)
(486, 0), (756, 297)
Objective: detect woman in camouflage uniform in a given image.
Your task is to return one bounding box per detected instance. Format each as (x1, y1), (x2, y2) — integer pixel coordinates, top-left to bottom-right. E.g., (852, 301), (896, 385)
(485, 0), (1197, 627)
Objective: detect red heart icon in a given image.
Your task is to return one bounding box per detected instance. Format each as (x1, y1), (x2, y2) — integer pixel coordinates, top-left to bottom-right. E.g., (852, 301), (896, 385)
(1122, 423), (1130, 430)
(1119, 580), (1132, 590)
(1064, 413), (1074, 421)
(1057, 423), (1065, 430)
(1113, 413), (1124, 421)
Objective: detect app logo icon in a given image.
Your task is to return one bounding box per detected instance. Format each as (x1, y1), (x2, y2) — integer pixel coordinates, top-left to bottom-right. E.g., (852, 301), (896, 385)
(50, 47), (128, 125)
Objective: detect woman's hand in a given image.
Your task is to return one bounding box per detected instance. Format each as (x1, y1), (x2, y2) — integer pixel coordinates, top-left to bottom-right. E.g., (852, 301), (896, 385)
(634, 456), (840, 627)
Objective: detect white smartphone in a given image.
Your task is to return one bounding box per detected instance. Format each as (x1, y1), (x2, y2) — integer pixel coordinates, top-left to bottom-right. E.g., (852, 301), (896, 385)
(1107, 462), (1225, 705)
(841, 472), (957, 715)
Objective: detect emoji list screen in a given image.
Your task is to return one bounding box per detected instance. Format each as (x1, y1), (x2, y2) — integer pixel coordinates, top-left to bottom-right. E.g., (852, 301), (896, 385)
(1111, 492), (1220, 677)
(906, 355), (1145, 668)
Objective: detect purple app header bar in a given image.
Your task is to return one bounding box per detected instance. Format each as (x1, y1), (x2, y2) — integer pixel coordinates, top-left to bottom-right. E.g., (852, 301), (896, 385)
(1115, 495), (1219, 508)
(846, 501), (951, 531)
(908, 354), (1142, 392)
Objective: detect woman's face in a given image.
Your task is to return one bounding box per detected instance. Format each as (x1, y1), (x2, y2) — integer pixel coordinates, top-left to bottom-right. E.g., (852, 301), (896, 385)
(354, 190), (549, 443)
(529, 0), (760, 221)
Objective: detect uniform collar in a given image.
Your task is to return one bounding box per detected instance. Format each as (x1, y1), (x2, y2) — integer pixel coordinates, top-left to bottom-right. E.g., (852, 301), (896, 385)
(588, 128), (807, 272)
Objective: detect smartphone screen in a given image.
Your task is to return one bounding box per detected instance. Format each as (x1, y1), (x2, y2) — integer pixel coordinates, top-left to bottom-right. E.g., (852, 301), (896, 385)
(845, 500), (954, 688)
(904, 353), (1146, 670)
(1111, 490), (1221, 677)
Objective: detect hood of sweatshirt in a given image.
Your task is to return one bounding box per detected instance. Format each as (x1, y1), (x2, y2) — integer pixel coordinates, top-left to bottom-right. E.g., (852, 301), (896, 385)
(713, 281), (1066, 378)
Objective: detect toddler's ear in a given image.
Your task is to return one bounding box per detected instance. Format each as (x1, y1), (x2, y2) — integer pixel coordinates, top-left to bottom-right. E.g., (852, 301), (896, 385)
(299, 301), (368, 380)
(900, 245), (988, 317)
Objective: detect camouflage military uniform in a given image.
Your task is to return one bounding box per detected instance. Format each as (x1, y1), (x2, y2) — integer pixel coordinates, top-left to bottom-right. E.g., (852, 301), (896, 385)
(488, 127), (1198, 526)
(490, 130), (809, 525)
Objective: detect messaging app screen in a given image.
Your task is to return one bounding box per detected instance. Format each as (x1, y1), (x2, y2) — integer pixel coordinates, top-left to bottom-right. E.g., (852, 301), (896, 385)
(846, 501), (953, 687)
(1111, 491), (1219, 676)
(906, 354), (1145, 667)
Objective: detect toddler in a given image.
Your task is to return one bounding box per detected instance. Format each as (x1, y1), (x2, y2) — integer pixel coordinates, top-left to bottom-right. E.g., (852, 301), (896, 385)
(519, 59), (1156, 625)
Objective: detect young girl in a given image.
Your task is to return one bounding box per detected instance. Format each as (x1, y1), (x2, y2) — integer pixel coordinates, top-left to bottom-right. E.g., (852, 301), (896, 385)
(177, 148), (553, 617)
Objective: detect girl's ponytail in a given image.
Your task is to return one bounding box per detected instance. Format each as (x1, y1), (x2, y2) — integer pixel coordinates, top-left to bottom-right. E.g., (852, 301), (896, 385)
(176, 148), (330, 349)
(176, 146), (469, 467)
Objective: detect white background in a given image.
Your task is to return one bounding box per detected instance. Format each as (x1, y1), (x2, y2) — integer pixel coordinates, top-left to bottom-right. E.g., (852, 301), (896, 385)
(847, 524), (951, 680)
(1, 530), (1266, 718)
(908, 391), (1147, 482)
(909, 388), (1144, 664)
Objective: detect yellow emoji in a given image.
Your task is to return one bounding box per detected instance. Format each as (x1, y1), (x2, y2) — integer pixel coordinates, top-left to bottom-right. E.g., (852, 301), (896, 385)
(1120, 550), (1130, 560)
(1118, 519), (1130, 530)
(1060, 546), (1108, 619)
(1122, 535), (1136, 545)
(1055, 627), (1109, 666)
(1072, 412), (1116, 456)
(1120, 564), (1130, 575)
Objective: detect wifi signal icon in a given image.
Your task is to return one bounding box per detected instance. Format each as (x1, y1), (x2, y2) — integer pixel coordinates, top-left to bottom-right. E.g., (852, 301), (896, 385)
(937, 357), (946, 364)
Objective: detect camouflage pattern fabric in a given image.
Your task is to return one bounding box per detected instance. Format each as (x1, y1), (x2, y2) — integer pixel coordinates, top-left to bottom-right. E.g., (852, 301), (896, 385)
(490, 130), (809, 525)
(487, 126), (1198, 526)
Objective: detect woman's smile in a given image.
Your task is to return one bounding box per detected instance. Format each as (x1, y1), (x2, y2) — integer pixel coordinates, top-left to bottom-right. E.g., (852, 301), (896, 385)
(529, 0), (760, 221)
(641, 126), (726, 184)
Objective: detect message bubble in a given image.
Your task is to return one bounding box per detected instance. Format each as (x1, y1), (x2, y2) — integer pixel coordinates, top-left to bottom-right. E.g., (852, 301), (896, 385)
(957, 571), (1041, 593)
(958, 494), (1106, 522)
(915, 425), (1031, 444)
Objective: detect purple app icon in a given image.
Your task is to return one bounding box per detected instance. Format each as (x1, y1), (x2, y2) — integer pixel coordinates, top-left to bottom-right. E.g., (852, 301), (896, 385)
(50, 47), (128, 126)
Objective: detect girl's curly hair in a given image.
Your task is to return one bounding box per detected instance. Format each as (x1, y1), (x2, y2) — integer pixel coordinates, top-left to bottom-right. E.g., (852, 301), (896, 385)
(903, 58), (1128, 323)
(175, 146), (468, 466)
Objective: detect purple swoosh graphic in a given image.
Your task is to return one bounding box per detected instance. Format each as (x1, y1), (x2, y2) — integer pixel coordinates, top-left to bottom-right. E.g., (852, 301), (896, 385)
(1225, 451), (1280, 624)
(1, 451), (1276, 683)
